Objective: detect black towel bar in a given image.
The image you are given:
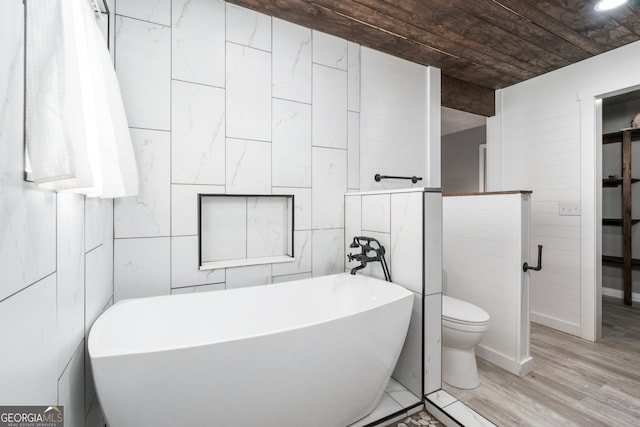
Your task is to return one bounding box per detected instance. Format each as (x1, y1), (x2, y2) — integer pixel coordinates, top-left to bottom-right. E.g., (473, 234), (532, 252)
(374, 174), (423, 184)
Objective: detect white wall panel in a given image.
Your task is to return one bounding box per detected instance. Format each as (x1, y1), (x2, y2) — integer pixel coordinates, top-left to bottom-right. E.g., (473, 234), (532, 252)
(172, 81), (226, 185)
(226, 43), (271, 141)
(443, 193), (532, 376)
(116, 0), (170, 26)
(312, 64), (347, 149)
(57, 194), (85, 375)
(272, 99), (312, 187)
(226, 3), (271, 51)
(492, 40), (640, 337)
(172, 0), (225, 87)
(115, 128), (171, 237)
(312, 31), (347, 70)
(312, 147), (347, 229)
(114, 237), (171, 301)
(0, 275), (57, 404)
(115, 16), (170, 131)
(360, 48), (427, 191)
(272, 19), (311, 103)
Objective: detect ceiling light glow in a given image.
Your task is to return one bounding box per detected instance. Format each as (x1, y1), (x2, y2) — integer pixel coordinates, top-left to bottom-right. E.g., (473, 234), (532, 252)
(594, 0), (628, 11)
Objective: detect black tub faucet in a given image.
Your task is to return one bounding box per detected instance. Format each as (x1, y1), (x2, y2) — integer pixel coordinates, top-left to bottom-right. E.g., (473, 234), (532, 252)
(348, 236), (391, 282)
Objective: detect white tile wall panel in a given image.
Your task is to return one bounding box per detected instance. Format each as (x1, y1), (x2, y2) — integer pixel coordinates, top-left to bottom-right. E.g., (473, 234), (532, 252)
(272, 272), (313, 283)
(115, 16), (170, 130)
(391, 291), (422, 397)
(58, 343), (85, 427)
(85, 198), (106, 252)
(225, 3), (271, 51)
(272, 187), (312, 231)
(272, 99), (312, 188)
(345, 195), (362, 271)
(85, 245), (112, 332)
(171, 184), (225, 237)
(312, 64), (347, 149)
(424, 292), (442, 395)
(312, 147), (347, 229)
(390, 192), (423, 294)
(362, 194), (391, 233)
(312, 31), (347, 70)
(172, 0), (225, 87)
(312, 229), (345, 276)
(272, 19), (312, 103)
(0, 274), (57, 404)
(114, 237), (171, 301)
(171, 283), (226, 294)
(347, 42), (360, 112)
(226, 138), (272, 194)
(425, 193), (442, 296)
(171, 236), (225, 288)
(116, 0), (170, 26)
(115, 128), (170, 237)
(347, 111), (360, 190)
(226, 43), (271, 141)
(57, 193), (85, 375)
(271, 230), (312, 276)
(226, 264), (272, 289)
(172, 80), (226, 185)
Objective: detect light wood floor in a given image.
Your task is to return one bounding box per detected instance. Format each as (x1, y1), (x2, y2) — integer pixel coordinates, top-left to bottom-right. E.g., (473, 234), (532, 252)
(443, 296), (640, 426)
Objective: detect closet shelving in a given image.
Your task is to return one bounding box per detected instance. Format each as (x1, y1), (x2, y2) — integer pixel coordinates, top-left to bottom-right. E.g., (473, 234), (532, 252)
(602, 127), (640, 305)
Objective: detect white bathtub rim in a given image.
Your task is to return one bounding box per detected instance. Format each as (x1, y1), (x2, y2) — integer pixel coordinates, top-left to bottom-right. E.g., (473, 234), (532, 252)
(88, 273), (413, 359)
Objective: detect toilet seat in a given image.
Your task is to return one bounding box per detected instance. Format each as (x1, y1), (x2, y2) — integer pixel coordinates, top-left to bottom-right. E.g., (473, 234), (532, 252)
(442, 295), (490, 332)
(442, 317), (489, 333)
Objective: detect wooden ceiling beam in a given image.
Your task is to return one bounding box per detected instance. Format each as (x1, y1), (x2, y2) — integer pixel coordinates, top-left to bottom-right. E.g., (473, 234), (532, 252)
(442, 75), (495, 117)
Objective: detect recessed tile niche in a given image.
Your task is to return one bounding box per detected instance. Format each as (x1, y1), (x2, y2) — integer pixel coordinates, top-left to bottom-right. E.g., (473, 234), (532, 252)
(198, 194), (294, 270)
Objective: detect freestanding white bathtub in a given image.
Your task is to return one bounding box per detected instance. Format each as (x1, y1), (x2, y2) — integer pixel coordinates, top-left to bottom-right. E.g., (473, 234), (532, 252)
(88, 273), (413, 427)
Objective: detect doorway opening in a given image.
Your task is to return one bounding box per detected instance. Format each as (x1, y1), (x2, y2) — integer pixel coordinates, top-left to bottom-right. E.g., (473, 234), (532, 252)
(600, 89), (640, 309)
(440, 107), (487, 194)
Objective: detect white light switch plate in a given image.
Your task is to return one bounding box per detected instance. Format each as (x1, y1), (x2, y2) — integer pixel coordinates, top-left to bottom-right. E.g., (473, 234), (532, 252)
(559, 202), (580, 216)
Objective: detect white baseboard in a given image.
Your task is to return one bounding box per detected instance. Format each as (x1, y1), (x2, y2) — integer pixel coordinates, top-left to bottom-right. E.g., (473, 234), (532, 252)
(602, 286), (640, 302)
(530, 311), (581, 336)
(475, 346), (533, 377)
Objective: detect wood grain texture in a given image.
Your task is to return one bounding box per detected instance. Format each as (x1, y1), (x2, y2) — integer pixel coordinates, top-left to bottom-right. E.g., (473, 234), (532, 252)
(441, 75), (495, 117)
(623, 130), (632, 305)
(444, 297), (640, 426)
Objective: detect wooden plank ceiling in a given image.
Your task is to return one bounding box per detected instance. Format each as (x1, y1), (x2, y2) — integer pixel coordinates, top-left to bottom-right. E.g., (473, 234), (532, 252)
(226, 0), (640, 116)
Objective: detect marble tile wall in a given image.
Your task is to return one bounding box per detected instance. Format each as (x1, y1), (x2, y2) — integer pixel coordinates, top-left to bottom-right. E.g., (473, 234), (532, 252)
(113, 0), (360, 298)
(345, 190), (443, 398)
(0, 1), (114, 426)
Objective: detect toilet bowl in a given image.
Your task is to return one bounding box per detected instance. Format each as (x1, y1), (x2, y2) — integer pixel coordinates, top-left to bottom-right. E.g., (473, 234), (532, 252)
(442, 295), (490, 390)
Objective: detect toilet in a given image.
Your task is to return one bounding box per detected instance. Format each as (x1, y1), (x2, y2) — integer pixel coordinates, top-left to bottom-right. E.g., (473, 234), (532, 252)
(442, 295), (490, 390)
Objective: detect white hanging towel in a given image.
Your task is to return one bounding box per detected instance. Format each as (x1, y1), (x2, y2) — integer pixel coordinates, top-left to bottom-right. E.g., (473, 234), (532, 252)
(25, 0), (81, 186)
(25, 0), (138, 197)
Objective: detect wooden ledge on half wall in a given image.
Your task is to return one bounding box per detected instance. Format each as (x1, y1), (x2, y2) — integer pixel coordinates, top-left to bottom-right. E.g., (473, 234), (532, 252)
(443, 190), (533, 197)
